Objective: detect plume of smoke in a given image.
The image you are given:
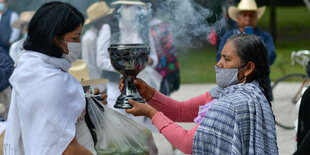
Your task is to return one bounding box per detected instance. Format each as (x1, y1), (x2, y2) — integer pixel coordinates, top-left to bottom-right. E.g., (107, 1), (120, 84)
(154, 0), (216, 48)
(10, 0), (222, 48)
(113, 4), (151, 44)
(110, 0), (216, 48)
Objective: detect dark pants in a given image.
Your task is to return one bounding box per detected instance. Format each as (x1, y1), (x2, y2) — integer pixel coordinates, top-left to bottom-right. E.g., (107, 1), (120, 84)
(159, 71), (180, 96)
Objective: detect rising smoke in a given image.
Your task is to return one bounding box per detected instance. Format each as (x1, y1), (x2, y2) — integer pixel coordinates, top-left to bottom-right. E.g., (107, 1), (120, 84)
(9, 0), (222, 48)
(154, 0), (216, 47)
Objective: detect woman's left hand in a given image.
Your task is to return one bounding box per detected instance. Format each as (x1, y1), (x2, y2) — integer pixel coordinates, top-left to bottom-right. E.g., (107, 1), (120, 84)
(92, 87), (108, 105)
(99, 93), (108, 105)
(125, 99), (157, 119)
(93, 88), (100, 94)
(148, 57), (153, 65)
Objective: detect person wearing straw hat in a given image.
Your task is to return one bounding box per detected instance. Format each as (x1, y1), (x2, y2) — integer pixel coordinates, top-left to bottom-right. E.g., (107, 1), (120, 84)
(0, 0), (20, 53)
(96, 0), (158, 115)
(82, 1), (114, 93)
(111, 0), (147, 6)
(216, 0), (276, 101)
(9, 11), (35, 63)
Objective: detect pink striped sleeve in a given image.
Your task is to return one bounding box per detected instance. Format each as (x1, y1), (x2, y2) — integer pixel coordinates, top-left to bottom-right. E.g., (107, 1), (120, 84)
(148, 89), (213, 122)
(152, 112), (199, 154)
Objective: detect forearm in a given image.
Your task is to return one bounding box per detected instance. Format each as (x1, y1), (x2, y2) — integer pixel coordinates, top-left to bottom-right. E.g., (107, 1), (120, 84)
(96, 24), (114, 71)
(96, 55), (114, 71)
(96, 41), (115, 71)
(148, 89), (213, 122)
(9, 13), (20, 43)
(152, 112), (197, 154)
(63, 137), (93, 155)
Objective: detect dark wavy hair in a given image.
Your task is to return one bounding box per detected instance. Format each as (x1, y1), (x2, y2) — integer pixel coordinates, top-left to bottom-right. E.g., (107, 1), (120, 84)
(228, 34), (271, 104)
(23, 1), (85, 58)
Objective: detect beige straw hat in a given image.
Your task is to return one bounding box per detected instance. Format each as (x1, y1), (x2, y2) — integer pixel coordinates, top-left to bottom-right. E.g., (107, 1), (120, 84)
(12, 11), (35, 30)
(111, 0), (146, 7)
(69, 59), (90, 82)
(228, 0), (266, 22)
(85, 1), (114, 25)
(69, 59), (108, 86)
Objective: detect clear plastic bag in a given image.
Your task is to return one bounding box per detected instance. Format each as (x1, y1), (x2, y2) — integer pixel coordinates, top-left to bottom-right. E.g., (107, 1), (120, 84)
(86, 97), (158, 155)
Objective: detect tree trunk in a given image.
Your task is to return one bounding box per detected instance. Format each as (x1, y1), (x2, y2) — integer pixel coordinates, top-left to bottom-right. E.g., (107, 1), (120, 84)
(270, 0), (276, 44)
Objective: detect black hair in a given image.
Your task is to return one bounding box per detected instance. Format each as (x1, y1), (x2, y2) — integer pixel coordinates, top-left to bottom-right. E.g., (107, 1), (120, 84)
(228, 33), (271, 104)
(23, 1), (85, 58)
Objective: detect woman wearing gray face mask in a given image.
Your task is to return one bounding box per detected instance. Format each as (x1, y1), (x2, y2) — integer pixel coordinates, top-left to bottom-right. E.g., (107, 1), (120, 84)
(118, 33), (278, 154)
(215, 62), (247, 88)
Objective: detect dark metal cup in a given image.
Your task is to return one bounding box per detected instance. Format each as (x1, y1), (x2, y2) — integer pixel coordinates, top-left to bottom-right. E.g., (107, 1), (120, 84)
(108, 44), (150, 109)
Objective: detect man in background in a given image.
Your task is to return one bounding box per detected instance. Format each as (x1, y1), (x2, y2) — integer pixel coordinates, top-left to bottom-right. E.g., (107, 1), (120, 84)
(216, 0), (276, 100)
(97, 0), (158, 112)
(0, 0), (20, 53)
(82, 1), (115, 93)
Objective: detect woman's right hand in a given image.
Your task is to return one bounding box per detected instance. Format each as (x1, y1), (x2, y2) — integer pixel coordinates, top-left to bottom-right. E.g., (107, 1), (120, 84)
(126, 99), (157, 119)
(119, 77), (155, 102)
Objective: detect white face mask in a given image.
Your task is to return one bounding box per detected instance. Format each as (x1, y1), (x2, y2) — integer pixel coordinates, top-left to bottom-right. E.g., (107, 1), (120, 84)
(61, 40), (81, 63)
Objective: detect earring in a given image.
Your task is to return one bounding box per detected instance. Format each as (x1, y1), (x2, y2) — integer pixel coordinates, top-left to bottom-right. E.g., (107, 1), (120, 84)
(57, 43), (67, 53)
(242, 76), (247, 84)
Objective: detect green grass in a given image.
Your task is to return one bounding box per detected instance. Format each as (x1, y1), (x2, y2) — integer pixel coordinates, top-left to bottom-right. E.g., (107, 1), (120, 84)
(178, 47), (217, 84)
(270, 40), (310, 81)
(178, 6), (310, 83)
(258, 6), (310, 30)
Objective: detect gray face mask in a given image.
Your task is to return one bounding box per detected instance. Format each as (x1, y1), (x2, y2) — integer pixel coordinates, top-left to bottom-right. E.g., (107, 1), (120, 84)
(215, 63), (247, 88)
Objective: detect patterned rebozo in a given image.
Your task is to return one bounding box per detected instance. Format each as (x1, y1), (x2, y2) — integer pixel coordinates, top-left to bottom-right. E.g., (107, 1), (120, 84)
(193, 81), (278, 155)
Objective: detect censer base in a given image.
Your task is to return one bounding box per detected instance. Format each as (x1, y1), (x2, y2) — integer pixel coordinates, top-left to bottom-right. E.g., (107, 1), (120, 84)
(114, 94), (145, 109)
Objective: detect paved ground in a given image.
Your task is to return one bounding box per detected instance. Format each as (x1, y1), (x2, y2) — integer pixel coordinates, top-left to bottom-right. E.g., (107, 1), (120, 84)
(151, 83), (296, 155)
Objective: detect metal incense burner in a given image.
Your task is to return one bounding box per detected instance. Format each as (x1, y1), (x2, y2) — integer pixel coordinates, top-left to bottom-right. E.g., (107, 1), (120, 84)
(108, 44), (150, 109)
